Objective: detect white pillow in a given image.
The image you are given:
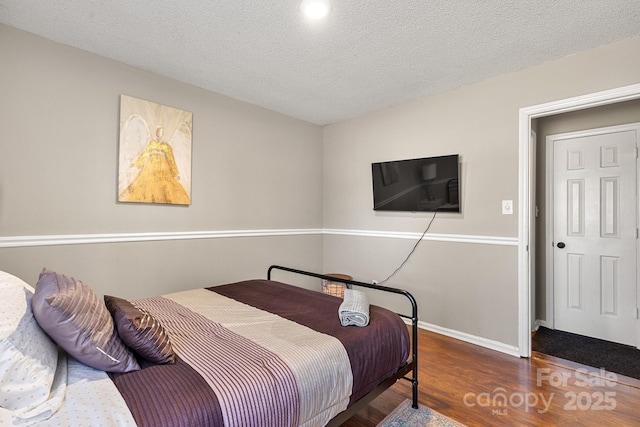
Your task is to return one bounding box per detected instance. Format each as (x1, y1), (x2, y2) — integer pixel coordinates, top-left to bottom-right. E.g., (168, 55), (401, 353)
(0, 271), (59, 417)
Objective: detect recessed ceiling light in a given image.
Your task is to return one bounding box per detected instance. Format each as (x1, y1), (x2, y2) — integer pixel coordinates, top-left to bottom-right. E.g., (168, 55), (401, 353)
(300, 0), (332, 20)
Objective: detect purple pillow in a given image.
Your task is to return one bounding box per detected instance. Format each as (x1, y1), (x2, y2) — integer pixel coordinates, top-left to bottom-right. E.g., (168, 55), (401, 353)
(105, 295), (176, 364)
(31, 269), (140, 373)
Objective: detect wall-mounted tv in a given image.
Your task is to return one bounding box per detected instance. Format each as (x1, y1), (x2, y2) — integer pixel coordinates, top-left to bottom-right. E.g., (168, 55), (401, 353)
(371, 154), (460, 212)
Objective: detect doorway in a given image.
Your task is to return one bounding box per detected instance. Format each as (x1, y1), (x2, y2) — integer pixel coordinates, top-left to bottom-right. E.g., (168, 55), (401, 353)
(517, 84), (640, 357)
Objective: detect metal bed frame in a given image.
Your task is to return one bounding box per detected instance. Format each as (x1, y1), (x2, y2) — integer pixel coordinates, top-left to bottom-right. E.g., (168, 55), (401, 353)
(267, 265), (419, 425)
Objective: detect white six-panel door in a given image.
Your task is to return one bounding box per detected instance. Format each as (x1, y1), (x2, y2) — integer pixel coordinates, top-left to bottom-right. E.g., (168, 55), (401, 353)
(551, 125), (638, 346)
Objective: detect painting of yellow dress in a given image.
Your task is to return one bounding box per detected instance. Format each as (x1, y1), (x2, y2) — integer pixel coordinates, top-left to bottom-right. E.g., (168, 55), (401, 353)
(118, 95), (192, 205)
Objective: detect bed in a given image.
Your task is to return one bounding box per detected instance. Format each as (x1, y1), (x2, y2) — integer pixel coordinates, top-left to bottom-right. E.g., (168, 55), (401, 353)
(0, 265), (418, 426)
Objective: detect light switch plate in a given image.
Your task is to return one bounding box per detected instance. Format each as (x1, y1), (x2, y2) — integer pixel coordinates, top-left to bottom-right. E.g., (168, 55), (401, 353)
(502, 200), (513, 215)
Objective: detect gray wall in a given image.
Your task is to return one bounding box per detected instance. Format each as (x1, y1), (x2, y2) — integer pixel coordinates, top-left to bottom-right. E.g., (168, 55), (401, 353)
(322, 35), (640, 347)
(2, 23), (640, 350)
(0, 25), (324, 297)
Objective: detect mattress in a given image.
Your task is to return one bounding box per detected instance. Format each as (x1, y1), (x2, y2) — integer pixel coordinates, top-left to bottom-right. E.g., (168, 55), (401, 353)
(106, 279), (411, 427)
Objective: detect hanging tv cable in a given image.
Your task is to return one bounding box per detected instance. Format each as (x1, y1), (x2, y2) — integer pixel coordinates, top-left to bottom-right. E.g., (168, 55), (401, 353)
(377, 211), (437, 285)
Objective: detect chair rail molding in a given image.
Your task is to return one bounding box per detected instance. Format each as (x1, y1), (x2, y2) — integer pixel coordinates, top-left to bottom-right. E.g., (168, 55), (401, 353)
(1, 228), (518, 248)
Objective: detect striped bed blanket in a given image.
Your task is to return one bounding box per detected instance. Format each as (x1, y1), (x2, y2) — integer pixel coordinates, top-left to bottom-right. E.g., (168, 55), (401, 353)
(109, 280), (410, 427)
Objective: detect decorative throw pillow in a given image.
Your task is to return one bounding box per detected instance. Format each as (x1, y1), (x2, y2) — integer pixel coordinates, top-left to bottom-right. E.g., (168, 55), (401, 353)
(104, 295), (176, 364)
(0, 271), (59, 413)
(31, 269), (140, 373)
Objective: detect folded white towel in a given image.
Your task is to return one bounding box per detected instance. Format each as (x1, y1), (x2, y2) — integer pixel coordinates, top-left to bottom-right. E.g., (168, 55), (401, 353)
(338, 289), (370, 327)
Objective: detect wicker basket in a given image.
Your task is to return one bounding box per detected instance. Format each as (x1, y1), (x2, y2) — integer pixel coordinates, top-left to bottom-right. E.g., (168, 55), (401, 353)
(321, 273), (352, 298)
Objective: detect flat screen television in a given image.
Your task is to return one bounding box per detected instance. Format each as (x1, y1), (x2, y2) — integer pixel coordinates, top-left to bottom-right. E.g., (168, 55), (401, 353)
(371, 154), (460, 212)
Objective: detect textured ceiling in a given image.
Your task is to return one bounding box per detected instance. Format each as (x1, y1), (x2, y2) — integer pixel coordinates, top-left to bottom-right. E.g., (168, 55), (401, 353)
(1, 1), (639, 125)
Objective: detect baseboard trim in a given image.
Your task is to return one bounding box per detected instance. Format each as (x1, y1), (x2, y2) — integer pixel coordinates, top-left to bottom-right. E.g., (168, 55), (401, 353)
(533, 319), (549, 331)
(0, 228), (518, 248)
(416, 320), (521, 358)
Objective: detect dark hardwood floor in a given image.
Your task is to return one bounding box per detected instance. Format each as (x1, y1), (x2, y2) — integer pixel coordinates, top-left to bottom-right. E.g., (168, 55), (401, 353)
(341, 328), (640, 426)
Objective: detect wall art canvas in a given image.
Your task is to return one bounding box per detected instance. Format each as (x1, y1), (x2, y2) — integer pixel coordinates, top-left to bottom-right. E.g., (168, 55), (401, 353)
(118, 95), (193, 205)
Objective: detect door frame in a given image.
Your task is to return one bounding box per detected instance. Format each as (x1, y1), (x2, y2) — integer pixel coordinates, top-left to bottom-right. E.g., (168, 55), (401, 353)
(544, 123), (640, 335)
(518, 83), (640, 357)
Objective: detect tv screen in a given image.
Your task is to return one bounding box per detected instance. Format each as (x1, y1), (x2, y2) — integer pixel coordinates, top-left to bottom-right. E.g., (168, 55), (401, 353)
(372, 154), (460, 212)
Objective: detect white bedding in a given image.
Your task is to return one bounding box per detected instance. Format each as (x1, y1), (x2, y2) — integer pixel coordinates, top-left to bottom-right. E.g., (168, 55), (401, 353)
(0, 270), (135, 427)
(30, 358), (136, 427)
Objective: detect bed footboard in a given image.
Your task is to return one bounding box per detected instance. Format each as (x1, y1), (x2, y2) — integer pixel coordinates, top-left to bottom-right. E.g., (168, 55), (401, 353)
(267, 265), (419, 420)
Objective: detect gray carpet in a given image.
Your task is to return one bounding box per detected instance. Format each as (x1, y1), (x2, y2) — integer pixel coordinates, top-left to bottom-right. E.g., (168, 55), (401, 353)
(532, 327), (640, 380)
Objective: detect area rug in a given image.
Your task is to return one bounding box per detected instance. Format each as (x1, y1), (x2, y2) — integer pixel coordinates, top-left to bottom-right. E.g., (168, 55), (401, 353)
(532, 327), (640, 380)
(377, 399), (466, 427)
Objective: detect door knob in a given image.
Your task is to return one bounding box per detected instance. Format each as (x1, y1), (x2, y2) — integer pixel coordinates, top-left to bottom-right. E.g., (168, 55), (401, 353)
(557, 242), (565, 249)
